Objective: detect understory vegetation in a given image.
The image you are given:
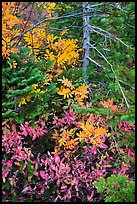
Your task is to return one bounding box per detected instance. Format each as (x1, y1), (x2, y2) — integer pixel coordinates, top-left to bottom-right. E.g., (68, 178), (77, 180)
(2, 2), (135, 202)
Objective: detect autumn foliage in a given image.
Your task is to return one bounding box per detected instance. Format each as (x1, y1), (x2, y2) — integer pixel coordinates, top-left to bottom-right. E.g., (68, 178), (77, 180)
(2, 2), (135, 202)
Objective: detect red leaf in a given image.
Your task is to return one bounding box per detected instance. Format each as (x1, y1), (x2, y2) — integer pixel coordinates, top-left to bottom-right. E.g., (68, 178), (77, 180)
(40, 186), (45, 194)
(54, 154), (60, 165)
(50, 170), (55, 178)
(11, 124), (16, 131)
(125, 146), (135, 158)
(87, 191), (94, 202)
(14, 161), (20, 166)
(40, 170), (48, 180)
(32, 134), (37, 141)
(2, 120), (7, 126)
(50, 164), (56, 171)
(33, 171), (39, 177)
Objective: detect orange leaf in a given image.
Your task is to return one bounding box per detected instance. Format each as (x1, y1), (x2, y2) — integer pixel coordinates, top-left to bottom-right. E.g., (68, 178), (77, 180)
(94, 127), (107, 137)
(57, 86), (72, 99)
(58, 77), (74, 90)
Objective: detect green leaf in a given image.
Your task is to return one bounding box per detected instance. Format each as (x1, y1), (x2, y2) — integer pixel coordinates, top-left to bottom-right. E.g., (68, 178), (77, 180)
(128, 182), (135, 191)
(19, 160), (24, 174)
(48, 83), (57, 94)
(4, 181), (10, 191)
(2, 101), (19, 107)
(2, 110), (18, 119)
(27, 161), (35, 176)
(47, 60), (55, 68)
(99, 177), (105, 185)
(130, 69), (135, 78)
(11, 194), (17, 202)
(93, 178), (106, 194)
(9, 86), (34, 96)
(118, 66), (124, 71)
(120, 114), (135, 124)
(15, 116), (24, 124)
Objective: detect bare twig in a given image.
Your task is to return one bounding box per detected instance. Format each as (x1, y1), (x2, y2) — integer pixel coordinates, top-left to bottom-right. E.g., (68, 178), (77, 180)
(16, 2), (31, 15)
(10, 8), (109, 44)
(10, 11), (90, 43)
(22, 3), (34, 31)
(87, 56), (105, 69)
(87, 42), (130, 108)
(84, 78), (93, 97)
(89, 3), (105, 9)
(118, 80), (135, 89)
(89, 25), (134, 50)
(109, 3), (129, 13)
(124, 21), (135, 29)
(117, 80), (129, 108)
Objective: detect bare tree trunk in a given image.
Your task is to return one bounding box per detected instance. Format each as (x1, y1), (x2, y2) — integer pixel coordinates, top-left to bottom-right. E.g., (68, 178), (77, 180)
(83, 2), (93, 104)
(83, 2), (90, 85)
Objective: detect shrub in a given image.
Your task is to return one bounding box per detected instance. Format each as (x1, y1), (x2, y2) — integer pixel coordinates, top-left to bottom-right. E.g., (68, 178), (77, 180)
(93, 174), (135, 202)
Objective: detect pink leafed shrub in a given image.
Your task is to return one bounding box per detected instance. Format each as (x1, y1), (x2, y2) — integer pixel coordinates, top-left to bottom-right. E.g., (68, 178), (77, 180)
(2, 116), (134, 202)
(52, 107), (77, 127)
(19, 121), (48, 140)
(118, 121), (135, 133)
(125, 146), (135, 159)
(2, 120), (48, 184)
(20, 145), (117, 202)
(113, 163), (129, 176)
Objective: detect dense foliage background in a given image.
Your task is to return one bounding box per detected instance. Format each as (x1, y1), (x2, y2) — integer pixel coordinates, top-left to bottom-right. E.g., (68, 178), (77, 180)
(2, 2), (135, 202)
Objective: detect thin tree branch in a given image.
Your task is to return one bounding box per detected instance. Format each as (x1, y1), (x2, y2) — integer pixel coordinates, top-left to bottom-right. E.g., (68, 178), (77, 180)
(124, 21), (135, 29)
(118, 80), (135, 89)
(109, 3), (129, 13)
(87, 56), (105, 69)
(88, 42), (109, 62)
(87, 42), (130, 108)
(16, 2), (31, 15)
(10, 11), (90, 43)
(89, 25), (134, 50)
(10, 8), (110, 44)
(117, 81), (129, 108)
(89, 26), (113, 39)
(84, 78), (93, 97)
(89, 3), (105, 8)
(22, 3), (34, 31)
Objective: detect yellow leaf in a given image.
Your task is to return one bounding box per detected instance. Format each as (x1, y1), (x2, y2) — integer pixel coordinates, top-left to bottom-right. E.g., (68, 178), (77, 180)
(34, 89), (41, 93)
(58, 77), (74, 89)
(81, 121), (94, 133)
(32, 84), (38, 89)
(52, 129), (59, 139)
(18, 98), (27, 107)
(40, 90), (47, 94)
(57, 86), (72, 99)
(94, 127), (107, 137)
(64, 139), (78, 149)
